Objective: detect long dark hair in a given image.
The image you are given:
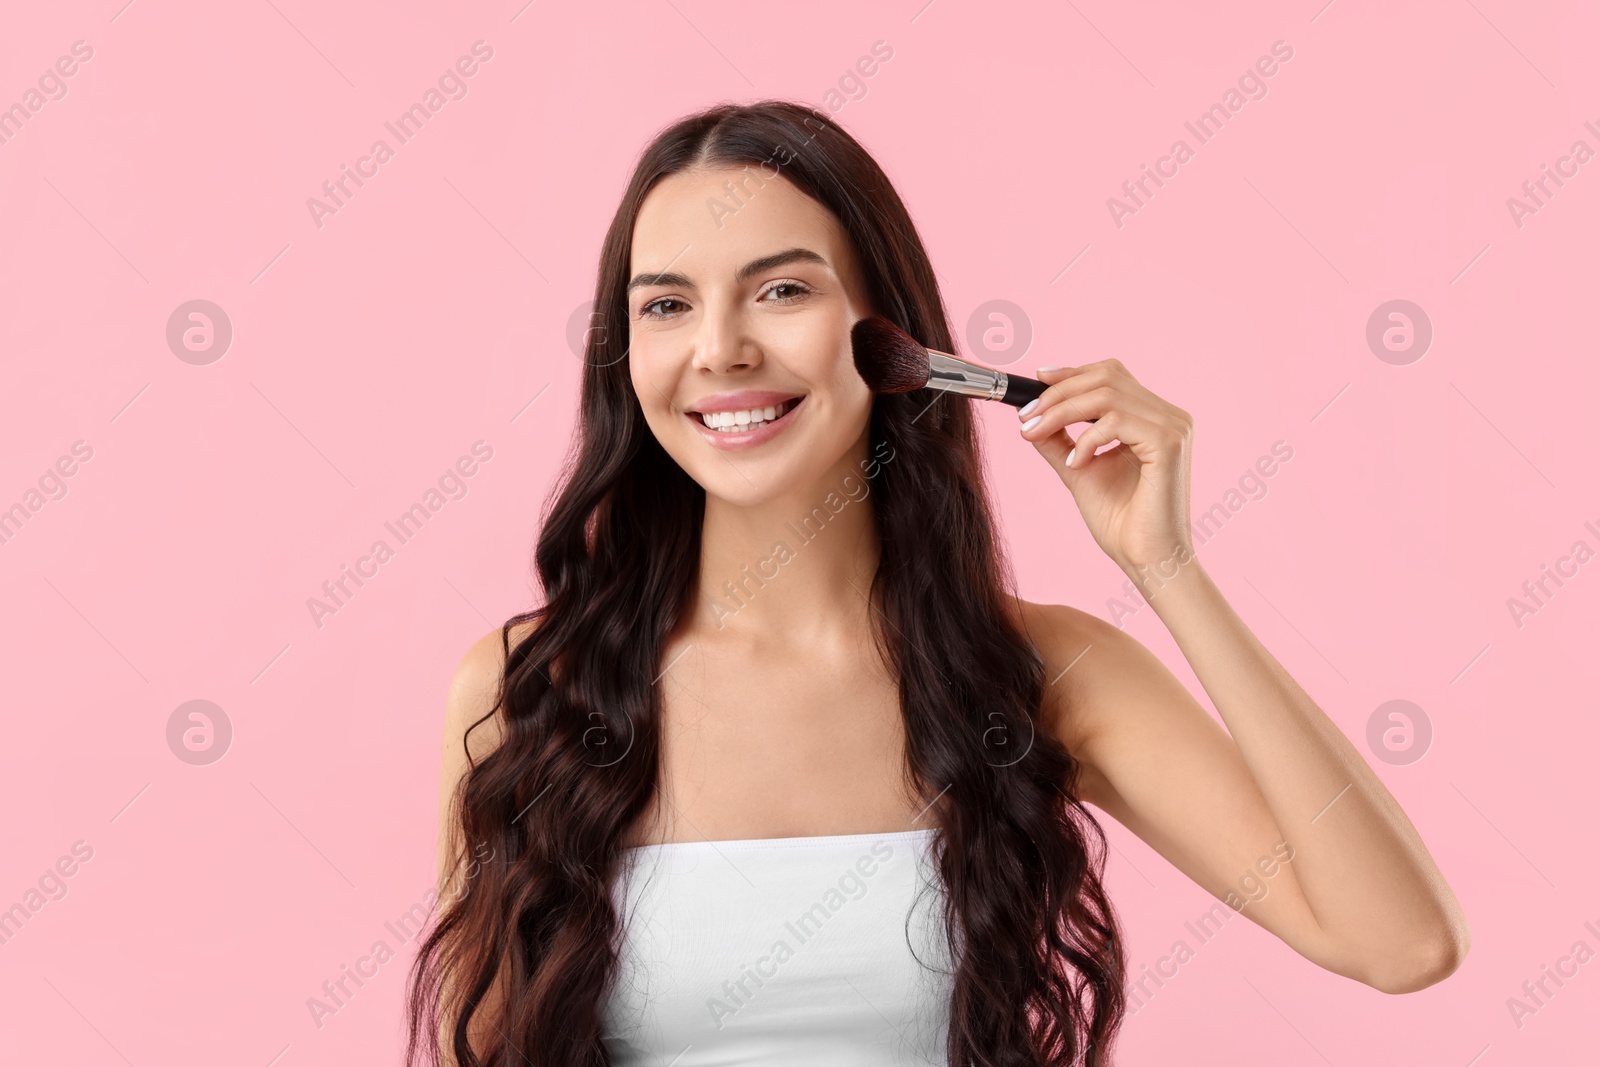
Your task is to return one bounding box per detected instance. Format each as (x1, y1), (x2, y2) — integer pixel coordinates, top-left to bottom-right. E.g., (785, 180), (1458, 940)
(404, 99), (1125, 1067)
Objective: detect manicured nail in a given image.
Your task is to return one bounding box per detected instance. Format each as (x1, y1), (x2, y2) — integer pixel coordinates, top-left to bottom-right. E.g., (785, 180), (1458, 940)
(1064, 447), (1076, 467)
(1021, 415), (1042, 432)
(1037, 366), (1064, 373)
(1018, 399), (1040, 417)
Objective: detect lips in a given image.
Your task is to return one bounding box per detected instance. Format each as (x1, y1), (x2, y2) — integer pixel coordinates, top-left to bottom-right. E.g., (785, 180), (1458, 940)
(694, 398), (797, 432)
(685, 395), (805, 451)
(685, 389), (803, 416)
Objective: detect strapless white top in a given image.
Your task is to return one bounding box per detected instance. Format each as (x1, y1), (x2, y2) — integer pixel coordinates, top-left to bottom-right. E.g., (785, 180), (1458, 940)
(602, 827), (955, 1065)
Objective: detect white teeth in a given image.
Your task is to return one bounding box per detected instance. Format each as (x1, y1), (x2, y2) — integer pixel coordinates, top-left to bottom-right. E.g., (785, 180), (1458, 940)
(697, 399), (793, 432)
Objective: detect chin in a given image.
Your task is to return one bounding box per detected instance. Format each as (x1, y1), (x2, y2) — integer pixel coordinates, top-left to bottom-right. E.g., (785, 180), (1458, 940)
(646, 396), (868, 507)
(689, 461), (806, 509)
(675, 443), (841, 511)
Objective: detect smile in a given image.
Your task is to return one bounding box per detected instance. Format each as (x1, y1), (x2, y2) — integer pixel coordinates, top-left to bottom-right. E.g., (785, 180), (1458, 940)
(697, 398), (796, 432)
(685, 397), (804, 451)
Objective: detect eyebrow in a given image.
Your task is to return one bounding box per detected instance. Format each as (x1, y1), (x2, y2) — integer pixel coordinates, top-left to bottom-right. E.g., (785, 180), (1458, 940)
(626, 247), (830, 294)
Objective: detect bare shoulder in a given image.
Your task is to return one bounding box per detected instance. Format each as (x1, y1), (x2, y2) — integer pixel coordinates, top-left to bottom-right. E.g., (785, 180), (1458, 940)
(437, 617), (540, 884)
(1010, 595), (1162, 803)
(444, 617), (540, 760)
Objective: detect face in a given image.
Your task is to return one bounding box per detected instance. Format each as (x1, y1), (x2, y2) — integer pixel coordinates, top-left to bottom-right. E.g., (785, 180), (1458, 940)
(626, 165), (876, 507)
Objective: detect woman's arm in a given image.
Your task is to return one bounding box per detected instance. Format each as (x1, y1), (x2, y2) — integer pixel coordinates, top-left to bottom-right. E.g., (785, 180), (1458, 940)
(1027, 582), (1469, 994)
(1013, 358), (1468, 994)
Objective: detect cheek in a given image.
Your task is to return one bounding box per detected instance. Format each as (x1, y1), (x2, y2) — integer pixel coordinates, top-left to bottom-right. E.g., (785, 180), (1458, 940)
(628, 345), (676, 417)
(823, 356), (874, 415)
(783, 324), (859, 397)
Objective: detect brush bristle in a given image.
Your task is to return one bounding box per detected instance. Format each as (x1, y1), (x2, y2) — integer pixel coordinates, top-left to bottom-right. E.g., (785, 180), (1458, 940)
(851, 315), (930, 395)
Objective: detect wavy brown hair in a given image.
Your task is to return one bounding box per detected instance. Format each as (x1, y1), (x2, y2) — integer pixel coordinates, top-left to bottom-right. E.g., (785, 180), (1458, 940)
(404, 99), (1126, 1067)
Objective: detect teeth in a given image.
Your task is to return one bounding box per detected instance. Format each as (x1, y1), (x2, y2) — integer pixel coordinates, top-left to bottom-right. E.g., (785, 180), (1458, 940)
(698, 400), (792, 432)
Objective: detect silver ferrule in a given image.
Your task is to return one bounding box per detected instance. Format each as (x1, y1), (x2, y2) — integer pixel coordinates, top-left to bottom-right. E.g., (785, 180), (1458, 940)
(926, 350), (1008, 401)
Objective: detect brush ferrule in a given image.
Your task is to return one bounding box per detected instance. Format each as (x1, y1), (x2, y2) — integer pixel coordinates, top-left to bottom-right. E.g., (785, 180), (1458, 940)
(926, 351), (1007, 401)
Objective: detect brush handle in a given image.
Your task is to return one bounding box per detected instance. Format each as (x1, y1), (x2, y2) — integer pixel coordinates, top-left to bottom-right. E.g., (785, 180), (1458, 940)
(999, 372), (1099, 422)
(999, 373), (1047, 408)
(925, 353), (1095, 419)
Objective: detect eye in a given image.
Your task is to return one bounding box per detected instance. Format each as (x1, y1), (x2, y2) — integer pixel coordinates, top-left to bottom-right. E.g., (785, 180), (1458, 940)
(760, 280), (814, 304)
(638, 296), (687, 320)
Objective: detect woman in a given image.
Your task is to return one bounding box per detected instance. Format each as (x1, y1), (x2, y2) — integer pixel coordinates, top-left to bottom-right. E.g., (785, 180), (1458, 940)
(407, 100), (1469, 1066)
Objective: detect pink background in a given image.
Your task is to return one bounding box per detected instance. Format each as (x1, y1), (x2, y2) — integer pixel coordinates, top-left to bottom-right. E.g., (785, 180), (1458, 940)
(2, 0), (1596, 1063)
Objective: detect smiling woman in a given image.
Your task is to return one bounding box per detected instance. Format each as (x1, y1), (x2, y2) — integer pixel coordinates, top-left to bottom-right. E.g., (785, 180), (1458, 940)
(407, 99), (1468, 1067)
(626, 178), (878, 492)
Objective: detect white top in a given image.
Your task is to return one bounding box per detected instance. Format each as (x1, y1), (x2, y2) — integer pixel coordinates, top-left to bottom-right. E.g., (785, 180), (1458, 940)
(603, 827), (955, 1065)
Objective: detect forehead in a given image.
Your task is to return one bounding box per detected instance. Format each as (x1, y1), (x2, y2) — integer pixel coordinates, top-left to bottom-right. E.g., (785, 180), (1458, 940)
(630, 166), (854, 279)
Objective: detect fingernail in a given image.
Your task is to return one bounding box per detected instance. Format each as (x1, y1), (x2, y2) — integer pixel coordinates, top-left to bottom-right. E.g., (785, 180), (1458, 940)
(1064, 447), (1076, 467)
(1018, 399), (1040, 417)
(1037, 366), (1064, 373)
(1021, 415), (1042, 432)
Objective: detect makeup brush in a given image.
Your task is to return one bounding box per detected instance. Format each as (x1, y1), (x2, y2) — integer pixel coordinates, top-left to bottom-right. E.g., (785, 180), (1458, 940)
(850, 315), (1049, 408)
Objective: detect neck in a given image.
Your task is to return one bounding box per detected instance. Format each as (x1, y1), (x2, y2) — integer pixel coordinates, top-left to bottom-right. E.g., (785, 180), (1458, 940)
(693, 425), (882, 642)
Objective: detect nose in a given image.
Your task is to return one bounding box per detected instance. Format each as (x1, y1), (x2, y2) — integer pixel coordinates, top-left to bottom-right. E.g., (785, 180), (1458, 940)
(690, 300), (759, 375)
